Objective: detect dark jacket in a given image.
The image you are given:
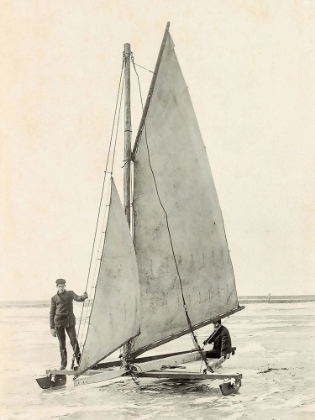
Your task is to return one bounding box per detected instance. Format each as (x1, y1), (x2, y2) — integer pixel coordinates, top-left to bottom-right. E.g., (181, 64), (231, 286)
(205, 325), (232, 357)
(50, 290), (85, 329)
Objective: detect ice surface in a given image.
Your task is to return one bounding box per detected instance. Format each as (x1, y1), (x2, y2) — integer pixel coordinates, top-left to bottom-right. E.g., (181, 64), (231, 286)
(0, 302), (314, 419)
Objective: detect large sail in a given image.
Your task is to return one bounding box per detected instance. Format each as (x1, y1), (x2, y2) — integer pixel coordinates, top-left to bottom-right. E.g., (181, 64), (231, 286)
(77, 179), (140, 375)
(132, 30), (240, 357)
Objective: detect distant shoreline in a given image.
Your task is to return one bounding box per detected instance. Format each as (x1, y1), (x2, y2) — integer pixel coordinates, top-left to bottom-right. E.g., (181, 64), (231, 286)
(239, 297), (315, 303)
(0, 295), (315, 308)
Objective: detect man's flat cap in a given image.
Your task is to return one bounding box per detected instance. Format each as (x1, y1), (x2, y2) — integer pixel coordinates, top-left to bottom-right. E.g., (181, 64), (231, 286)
(56, 278), (66, 285)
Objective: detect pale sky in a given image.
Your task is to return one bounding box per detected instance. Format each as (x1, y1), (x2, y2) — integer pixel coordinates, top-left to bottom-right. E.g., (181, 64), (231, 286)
(1, 0), (315, 300)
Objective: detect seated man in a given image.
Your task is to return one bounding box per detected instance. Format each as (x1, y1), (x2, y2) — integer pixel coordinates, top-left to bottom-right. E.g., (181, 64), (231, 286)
(203, 319), (233, 360)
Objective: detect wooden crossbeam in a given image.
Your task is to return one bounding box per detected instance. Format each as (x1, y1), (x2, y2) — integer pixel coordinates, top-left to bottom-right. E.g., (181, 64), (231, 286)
(46, 369), (75, 376)
(46, 369), (101, 376)
(136, 371), (242, 381)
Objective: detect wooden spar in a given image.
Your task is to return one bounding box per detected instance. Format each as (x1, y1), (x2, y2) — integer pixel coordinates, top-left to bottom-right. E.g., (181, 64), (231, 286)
(95, 349), (202, 369)
(122, 42), (135, 361)
(131, 21), (170, 160)
(123, 43), (132, 227)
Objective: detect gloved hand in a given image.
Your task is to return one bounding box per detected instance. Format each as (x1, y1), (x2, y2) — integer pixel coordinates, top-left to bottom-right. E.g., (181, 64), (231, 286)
(82, 292), (88, 300)
(50, 328), (56, 337)
(203, 340), (207, 346)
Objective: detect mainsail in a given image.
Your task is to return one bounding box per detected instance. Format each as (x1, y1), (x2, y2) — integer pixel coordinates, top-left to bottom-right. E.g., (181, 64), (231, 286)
(77, 24), (241, 376)
(131, 30), (240, 357)
(77, 180), (140, 375)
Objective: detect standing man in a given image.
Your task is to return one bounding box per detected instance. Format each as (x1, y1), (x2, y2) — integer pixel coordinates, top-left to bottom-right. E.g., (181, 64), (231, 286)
(203, 319), (233, 359)
(50, 279), (88, 370)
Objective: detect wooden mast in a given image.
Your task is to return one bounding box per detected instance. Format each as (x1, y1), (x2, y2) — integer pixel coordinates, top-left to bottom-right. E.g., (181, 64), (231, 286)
(122, 23), (170, 361)
(123, 42), (134, 362)
(123, 43), (132, 227)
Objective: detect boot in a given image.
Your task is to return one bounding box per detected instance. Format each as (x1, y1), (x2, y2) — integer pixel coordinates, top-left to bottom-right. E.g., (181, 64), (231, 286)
(60, 348), (67, 370)
(73, 341), (81, 365)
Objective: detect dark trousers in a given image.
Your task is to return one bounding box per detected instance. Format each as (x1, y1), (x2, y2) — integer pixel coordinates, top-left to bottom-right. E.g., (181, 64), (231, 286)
(205, 350), (221, 359)
(55, 325), (81, 369)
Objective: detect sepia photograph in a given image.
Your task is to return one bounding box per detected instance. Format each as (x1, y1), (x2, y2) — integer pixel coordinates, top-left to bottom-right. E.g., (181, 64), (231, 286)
(1, 1), (314, 419)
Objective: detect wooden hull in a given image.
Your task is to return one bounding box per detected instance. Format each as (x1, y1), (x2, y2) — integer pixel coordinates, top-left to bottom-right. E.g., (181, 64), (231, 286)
(72, 350), (242, 396)
(74, 367), (127, 386)
(37, 350), (242, 396)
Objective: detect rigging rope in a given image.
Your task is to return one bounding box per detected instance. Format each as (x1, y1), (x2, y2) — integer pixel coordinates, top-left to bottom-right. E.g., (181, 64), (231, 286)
(131, 55), (155, 74)
(74, 54), (126, 367)
(131, 55), (214, 374)
(110, 73), (125, 175)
